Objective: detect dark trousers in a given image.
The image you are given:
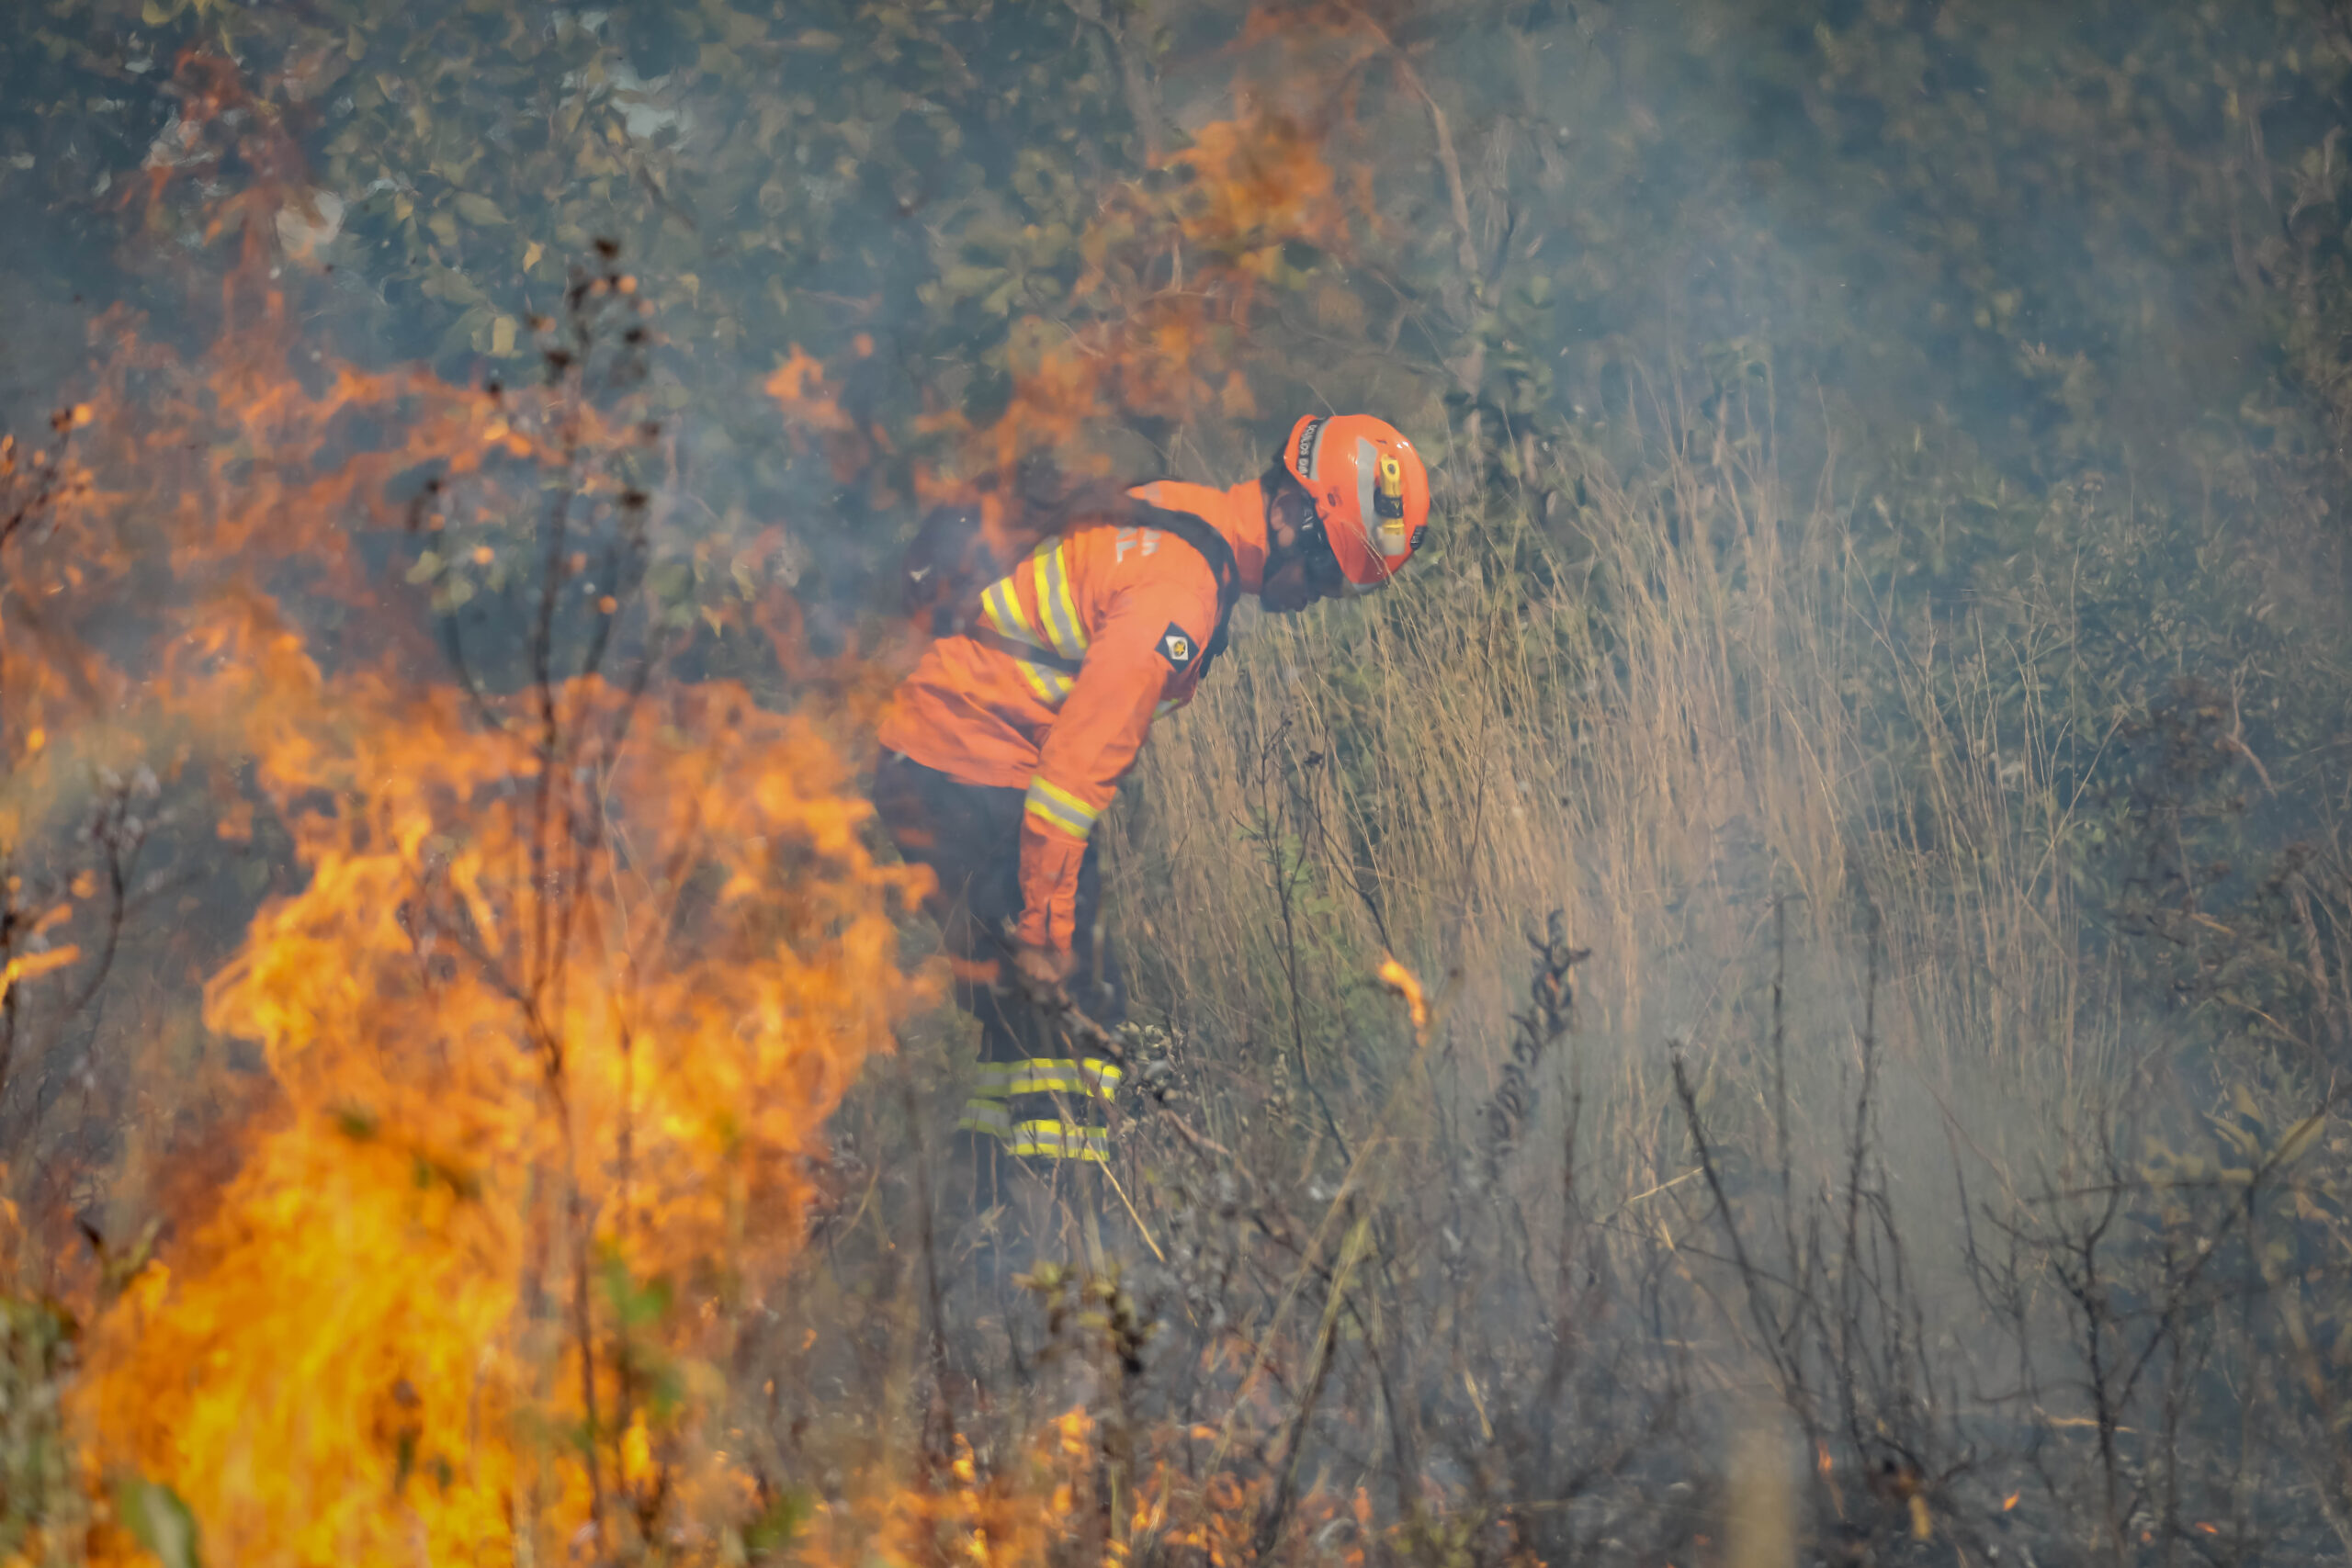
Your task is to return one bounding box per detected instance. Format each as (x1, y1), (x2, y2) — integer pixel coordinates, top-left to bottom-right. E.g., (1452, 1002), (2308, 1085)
(873, 751), (1126, 1187)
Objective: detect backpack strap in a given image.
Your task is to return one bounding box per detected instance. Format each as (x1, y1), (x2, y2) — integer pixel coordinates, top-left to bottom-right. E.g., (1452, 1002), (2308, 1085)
(1050, 479), (1244, 678)
(908, 479), (1247, 682)
(1123, 501), (1241, 671)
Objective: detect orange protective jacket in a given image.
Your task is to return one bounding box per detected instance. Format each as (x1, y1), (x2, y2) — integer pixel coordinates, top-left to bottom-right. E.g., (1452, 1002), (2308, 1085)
(877, 479), (1270, 953)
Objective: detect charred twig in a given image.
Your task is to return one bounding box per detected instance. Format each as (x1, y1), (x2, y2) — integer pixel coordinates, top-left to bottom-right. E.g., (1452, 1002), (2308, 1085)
(1480, 911), (1586, 1181)
(1252, 1202), (1369, 1558)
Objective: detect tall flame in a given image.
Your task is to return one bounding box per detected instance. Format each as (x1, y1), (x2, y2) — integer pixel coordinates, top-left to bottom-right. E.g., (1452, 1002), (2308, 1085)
(15, 131), (935, 1555)
(81, 662), (924, 1559)
(0, 28), (1423, 1564)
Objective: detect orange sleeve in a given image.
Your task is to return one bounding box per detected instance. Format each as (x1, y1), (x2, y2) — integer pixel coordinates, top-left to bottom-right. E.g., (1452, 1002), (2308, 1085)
(1015, 569), (1217, 953)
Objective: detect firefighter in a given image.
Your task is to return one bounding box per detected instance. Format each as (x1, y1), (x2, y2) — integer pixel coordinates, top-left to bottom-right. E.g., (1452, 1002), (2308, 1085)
(874, 415), (1431, 1201)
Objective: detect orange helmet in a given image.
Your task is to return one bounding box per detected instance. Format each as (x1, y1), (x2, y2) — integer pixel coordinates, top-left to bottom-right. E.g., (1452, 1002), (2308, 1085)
(1282, 413), (1430, 591)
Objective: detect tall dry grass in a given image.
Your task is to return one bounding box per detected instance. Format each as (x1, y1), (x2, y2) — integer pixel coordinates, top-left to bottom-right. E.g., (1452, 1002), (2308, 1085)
(765, 383), (2352, 1563)
(1106, 391), (2124, 1218)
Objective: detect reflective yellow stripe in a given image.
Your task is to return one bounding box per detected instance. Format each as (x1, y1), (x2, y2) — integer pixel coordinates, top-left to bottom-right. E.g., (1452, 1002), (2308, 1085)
(1030, 544), (1068, 657)
(1012, 658), (1063, 705)
(1000, 1057), (1124, 1100)
(1004, 1066), (1091, 1095)
(1007, 1120), (1108, 1163)
(958, 1107), (1108, 1162)
(1008, 660), (1074, 706)
(973, 579), (1072, 708)
(1029, 775), (1096, 821)
(1024, 775), (1098, 838)
(958, 1100), (1013, 1137)
(981, 575), (1044, 647)
(1027, 547), (1057, 649)
(1032, 542), (1088, 661)
(1154, 697), (1182, 720)
(1025, 792), (1090, 835)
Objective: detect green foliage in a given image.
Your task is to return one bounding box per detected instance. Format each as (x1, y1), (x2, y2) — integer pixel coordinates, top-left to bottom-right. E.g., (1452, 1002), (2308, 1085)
(115, 1476), (200, 1568)
(737, 1487), (809, 1559)
(0, 1299), (80, 1563)
(598, 1250), (686, 1421)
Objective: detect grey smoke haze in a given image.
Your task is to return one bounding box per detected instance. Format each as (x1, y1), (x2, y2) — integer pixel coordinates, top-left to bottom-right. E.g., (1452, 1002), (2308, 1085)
(4, 4), (2350, 1558)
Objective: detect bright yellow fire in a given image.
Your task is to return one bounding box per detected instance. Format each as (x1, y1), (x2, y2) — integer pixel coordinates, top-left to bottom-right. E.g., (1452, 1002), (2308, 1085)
(81, 672), (921, 1563)
(1377, 953), (1430, 1039)
(29, 205), (930, 1561)
(5, 28), (1404, 1564)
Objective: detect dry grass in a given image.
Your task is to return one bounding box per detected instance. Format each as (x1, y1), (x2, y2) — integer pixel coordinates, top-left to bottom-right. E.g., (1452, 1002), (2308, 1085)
(1063, 388), (2352, 1561)
(1107, 392), (2122, 1210)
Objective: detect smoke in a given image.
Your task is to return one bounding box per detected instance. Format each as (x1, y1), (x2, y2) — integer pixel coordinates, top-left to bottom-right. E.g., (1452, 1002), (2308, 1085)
(1, 2), (2349, 1562)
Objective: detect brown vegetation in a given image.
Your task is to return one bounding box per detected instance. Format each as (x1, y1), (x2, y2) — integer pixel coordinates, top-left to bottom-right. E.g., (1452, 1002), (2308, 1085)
(0, 2), (2346, 1565)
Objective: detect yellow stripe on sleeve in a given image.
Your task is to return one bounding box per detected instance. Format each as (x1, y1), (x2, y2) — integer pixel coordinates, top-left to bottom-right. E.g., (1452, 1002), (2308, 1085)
(1006, 1120), (1108, 1162)
(1033, 542), (1089, 661)
(957, 1100), (1013, 1139)
(955, 1108), (1109, 1162)
(982, 573), (1043, 646)
(998, 1057), (1125, 1100)
(1023, 774), (1099, 838)
(1011, 659), (1066, 705)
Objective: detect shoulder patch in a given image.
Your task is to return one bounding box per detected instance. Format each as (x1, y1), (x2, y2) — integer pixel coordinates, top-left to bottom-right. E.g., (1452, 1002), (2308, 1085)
(1155, 622), (1197, 671)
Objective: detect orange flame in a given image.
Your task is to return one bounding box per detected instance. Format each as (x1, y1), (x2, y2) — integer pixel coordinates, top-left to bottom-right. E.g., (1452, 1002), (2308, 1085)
(0, 946), (80, 1008)
(765, 344), (854, 435)
(16, 182), (933, 1562)
(6, 34), (1439, 1568)
(777, 101), (1368, 522)
(83, 592), (927, 1561)
(1378, 953), (1430, 1038)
